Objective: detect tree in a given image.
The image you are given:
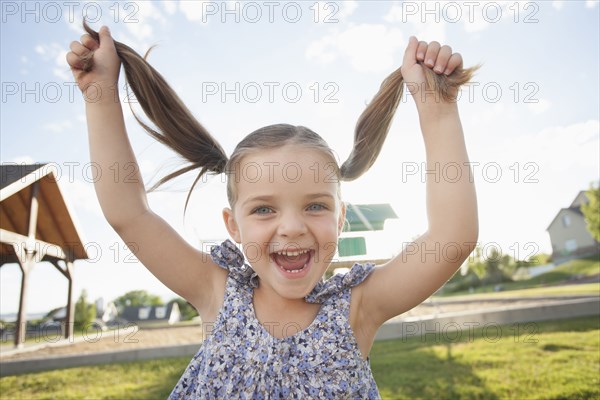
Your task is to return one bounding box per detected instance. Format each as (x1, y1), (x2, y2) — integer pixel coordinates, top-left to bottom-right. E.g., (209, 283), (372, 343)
(581, 182), (600, 242)
(113, 290), (163, 312)
(526, 253), (552, 266)
(74, 290), (96, 330)
(171, 297), (199, 321)
(467, 246), (486, 279)
(466, 246), (514, 285)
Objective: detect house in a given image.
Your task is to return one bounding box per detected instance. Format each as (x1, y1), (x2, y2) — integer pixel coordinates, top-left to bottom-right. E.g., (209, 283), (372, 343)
(546, 191), (600, 264)
(337, 203), (398, 259)
(44, 300), (119, 329)
(120, 302), (181, 326)
(95, 298), (119, 323)
(327, 203), (399, 275)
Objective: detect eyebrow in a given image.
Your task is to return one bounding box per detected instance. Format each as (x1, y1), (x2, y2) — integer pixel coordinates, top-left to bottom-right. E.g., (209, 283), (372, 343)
(241, 193), (335, 207)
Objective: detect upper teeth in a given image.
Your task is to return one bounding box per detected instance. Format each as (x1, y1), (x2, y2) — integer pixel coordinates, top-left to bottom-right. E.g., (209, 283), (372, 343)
(275, 249), (309, 256)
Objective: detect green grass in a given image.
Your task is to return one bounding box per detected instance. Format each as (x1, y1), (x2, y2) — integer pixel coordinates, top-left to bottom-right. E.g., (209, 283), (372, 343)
(373, 316), (600, 400)
(552, 256), (600, 275)
(0, 357), (187, 399)
(1, 317), (598, 399)
(436, 282), (599, 300)
(445, 255), (599, 297)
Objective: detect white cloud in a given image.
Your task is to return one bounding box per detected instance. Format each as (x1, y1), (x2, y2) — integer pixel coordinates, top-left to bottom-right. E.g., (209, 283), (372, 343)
(412, 19), (447, 43)
(53, 67), (71, 81)
(467, 102), (509, 126)
(179, 0), (210, 23)
(383, 1), (446, 42)
(339, 0), (359, 19)
(306, 24), (405, 73)
(6, 156), (35, 165)
(65, 15), (83, 33)
(456, 1), (527, 33)
(125, 19), (153, 40)
(163, 0), (177, 14)
(124, 1), (166, 40)
(138, 158), (159, 181)
(62, 179), (103, 217)
(305, 35), (338, 64)
(34, 42), (70, 81)
(19, 56), (31, 75)
(307, 0), (359, 24)
(491, 119), (600, 170)
(527, 98), (552, 115)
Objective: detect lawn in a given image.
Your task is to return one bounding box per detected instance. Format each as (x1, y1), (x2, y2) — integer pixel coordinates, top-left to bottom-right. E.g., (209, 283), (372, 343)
(444, 255), (600, 297)
(437, 282), (600, 300)
(1, 316), (598, 399)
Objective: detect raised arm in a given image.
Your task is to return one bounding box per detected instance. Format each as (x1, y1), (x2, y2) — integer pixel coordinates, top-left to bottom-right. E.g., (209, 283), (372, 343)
(66, 27), (223, 316)
(357, 37), (479, 328)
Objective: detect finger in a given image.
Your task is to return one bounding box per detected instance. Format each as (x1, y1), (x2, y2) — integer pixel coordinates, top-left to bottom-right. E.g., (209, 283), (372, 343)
(434, 45), (452, 74)
(402, 36), (419, 67)
(416, 41), (428, 62)
(66, 51), (86, 71)
(80, 33), (99, 51)
(70, 40), (90, 57)
(424, 41), (441, 68)
(445, 53), (463, 75)
(97, 26), (115, 50)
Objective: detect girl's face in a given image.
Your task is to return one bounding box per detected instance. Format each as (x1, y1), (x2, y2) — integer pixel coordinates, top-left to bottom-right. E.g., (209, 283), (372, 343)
(223, 145), (345, 300)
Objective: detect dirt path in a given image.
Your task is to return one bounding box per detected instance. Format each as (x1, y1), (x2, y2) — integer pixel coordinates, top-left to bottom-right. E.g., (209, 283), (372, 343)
(0, 325), (205, 362)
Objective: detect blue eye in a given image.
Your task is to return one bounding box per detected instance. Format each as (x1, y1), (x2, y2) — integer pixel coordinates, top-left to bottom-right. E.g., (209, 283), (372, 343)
(252, 206), (273, 215)
(307, 203), (326, 211)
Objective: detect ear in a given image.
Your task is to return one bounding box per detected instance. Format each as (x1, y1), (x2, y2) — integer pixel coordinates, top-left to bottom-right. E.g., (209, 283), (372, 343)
(222, 207), (241, 243)
(337, 201), (347, 235)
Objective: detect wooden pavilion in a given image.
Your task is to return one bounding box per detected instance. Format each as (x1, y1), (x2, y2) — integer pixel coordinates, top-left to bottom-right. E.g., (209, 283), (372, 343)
(0, 163), (88, 347)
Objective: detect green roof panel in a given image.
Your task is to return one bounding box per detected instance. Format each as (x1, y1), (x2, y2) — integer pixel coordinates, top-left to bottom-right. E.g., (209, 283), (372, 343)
(343, 203), (398, 232)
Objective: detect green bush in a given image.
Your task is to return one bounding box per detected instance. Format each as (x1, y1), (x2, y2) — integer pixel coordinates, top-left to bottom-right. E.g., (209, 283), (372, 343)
(74, 290), (96, 330)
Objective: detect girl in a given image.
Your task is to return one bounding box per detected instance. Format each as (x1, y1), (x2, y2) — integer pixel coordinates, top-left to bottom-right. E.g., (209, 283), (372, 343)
(66, 23), (478, 399)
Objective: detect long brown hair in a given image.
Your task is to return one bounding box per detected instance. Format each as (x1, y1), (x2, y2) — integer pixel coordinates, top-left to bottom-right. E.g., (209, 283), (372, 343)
(82, 22), (478, 209)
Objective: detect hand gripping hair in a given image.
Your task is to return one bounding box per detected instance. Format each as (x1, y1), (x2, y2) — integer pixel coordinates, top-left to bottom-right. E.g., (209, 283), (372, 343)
(81, 22), (478, 210)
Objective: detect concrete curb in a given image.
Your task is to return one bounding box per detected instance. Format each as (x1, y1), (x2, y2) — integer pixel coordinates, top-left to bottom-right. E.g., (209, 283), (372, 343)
(0, 343), (202, 376)
(423, 295), (597, 304)
(376, 297), (600, 341)
(1, 297), (599, 376)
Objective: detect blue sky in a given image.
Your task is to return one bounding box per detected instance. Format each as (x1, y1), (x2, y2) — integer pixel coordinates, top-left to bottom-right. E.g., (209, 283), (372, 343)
(1, 1), (599, 315)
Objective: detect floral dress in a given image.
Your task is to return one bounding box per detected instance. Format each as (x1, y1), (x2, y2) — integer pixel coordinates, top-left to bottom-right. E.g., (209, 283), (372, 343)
(169, 240), (381, 399)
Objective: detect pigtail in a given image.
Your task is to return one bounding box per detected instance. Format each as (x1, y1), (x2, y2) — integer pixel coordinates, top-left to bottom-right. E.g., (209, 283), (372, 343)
(81, 21), (228, 211)
(340, 62), (479, 181)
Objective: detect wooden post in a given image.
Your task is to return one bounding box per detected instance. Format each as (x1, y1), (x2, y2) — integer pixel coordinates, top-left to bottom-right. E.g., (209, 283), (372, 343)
(65, 260), (75, 341)
(14, 256), (31, 348)
(14, 182), (40, 348)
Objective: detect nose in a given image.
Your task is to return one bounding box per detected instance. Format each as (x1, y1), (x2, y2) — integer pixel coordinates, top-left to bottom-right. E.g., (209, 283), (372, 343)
(276, 211), (307, 238)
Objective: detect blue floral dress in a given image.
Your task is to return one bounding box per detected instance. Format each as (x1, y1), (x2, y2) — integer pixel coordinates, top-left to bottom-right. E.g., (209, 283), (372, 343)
(169, 240), (381, 399)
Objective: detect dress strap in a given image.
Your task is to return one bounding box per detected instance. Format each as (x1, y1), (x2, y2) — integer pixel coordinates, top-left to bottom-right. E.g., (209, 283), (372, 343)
(305, 262), (375, 304)
(210, 240), (259, 287)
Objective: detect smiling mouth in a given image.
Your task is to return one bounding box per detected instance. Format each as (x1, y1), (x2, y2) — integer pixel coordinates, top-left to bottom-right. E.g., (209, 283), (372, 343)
(271, 249), (313, 274)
